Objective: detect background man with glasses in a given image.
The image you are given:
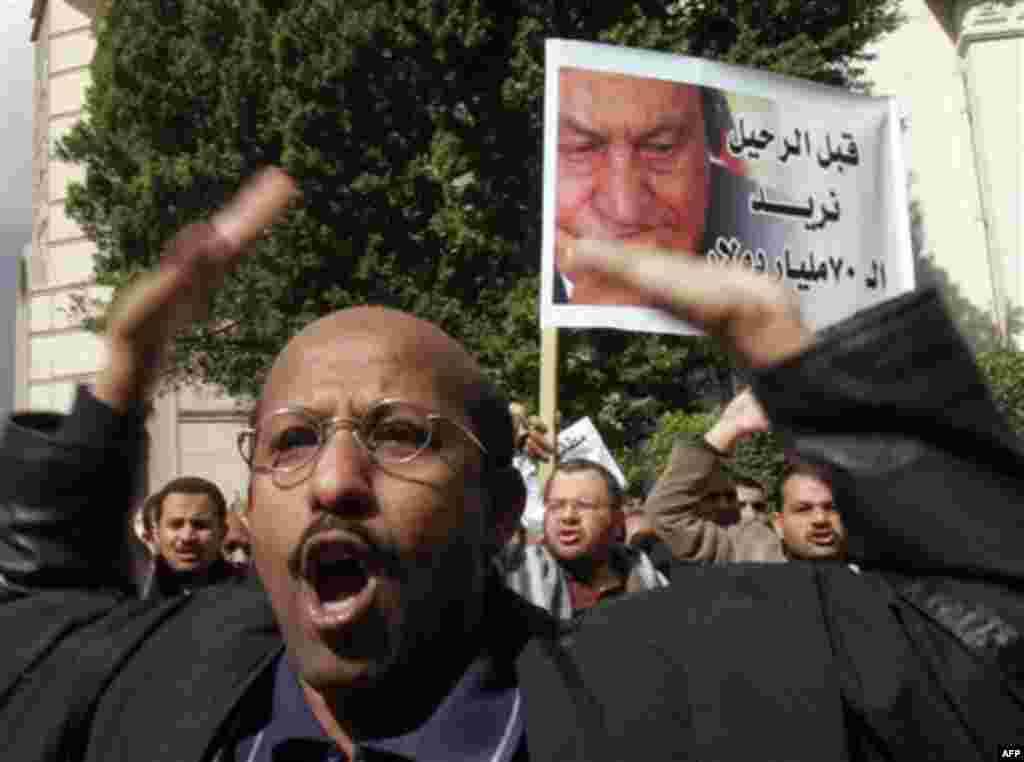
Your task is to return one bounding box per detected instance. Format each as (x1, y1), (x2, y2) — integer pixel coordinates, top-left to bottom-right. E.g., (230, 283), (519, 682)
(734, 475), (770, 527)
(1, 168), (1021, 761)
(503, 459), (668, 624)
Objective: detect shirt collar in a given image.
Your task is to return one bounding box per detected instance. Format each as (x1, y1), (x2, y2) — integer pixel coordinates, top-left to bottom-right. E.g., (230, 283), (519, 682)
(244, 651), (523, 762)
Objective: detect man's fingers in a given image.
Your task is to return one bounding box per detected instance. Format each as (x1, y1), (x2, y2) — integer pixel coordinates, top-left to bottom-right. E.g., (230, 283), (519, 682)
(110, 167), (300, 341)
(568, 238), (812, 367)
(210, 167), (300, 253)
(97, 168), (300, 410)
(107, 224), (230, 344)
(568, 238), (738, 325)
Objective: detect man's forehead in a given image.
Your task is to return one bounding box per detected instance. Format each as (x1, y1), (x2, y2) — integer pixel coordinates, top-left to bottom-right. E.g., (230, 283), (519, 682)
(549, 469), (610, 497)
(163, 492), (218, 515)
(783, 474), (833, 502)
(559, 68), (700, 130)
(262, 307), (480, 414)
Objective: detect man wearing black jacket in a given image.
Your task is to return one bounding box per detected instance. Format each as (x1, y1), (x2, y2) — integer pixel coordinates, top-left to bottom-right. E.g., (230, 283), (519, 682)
(0, 169), (1021, 761)
(142, 476), (239, 599)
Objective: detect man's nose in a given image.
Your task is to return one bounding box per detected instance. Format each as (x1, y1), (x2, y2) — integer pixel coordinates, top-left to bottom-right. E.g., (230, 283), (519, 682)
(810, 508), (832, 525)
(598, 147), (653, 225)
(558, 505), (582, 523)
(311, 429), (374, 513)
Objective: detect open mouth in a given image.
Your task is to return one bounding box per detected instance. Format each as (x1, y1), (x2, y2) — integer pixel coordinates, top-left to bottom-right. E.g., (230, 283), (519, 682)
(808, 533), (835, 545)
(301, 532), (378, 632)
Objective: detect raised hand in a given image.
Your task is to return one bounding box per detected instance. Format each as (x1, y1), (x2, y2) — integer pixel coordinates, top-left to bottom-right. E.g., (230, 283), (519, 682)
(94, 167), (299, 411)
(556, 230), (660, 306)
(565, 238), (812, 368)
(705, 387), (770, 456)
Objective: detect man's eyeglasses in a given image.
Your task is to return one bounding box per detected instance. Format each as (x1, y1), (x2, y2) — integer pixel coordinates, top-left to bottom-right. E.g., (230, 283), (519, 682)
(238, 399), (487, 484)
(544, 498), (608, 514)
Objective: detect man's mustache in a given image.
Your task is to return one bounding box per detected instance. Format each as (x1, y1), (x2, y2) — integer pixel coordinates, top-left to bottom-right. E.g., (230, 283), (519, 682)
(287, 512), (403, 580)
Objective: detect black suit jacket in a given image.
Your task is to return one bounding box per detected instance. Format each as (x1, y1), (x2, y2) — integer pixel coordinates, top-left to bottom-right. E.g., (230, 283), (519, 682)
(1, 290), (1022, 761)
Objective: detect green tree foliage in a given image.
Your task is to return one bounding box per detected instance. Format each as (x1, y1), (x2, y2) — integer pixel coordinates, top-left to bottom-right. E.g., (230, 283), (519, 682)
(977, 349), (1024, 437)
(61, 0), (904, 457)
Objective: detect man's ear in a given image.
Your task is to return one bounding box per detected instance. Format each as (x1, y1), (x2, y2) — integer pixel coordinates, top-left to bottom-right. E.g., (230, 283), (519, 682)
(237, 486), (252, 530)
(486, 467), (527, 553)
(772, 511), (785, 539)
(611, 508), (626, 542)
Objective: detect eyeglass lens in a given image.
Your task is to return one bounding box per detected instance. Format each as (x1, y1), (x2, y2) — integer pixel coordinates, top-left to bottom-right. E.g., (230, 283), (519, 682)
(250, 402), (435, 471)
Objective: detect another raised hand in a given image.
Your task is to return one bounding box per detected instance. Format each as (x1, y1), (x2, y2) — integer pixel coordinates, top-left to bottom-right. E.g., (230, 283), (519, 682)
(94, 167), (299, 411)
(704, 387), (770, 457)
(566, 238), (812, 368)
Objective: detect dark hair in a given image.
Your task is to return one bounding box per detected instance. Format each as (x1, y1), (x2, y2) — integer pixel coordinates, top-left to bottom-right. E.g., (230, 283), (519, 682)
(701, 87), (734, 156)
(779, 456), (835, 502)
(733, 475), (765, 492)
(463, 376), (515, 473)
(139, 495), (157, 534)
(543, 458), (624, 512)
(149, 476), (228, 528)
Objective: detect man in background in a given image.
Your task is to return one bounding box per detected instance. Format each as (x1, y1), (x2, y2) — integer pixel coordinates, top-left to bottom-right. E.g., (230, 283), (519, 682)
(144, 476), (239, 598)
(735, 475), (771, 526)
(644, 389), (786, 563)
(222, 504), (253, 572)
(503, 459), (667, 624)
(774, 459), (847, 561)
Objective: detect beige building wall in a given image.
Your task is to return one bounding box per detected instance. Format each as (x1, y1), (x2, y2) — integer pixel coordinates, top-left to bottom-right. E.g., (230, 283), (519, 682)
(865, 0), (992, 314)
(866, 0), (1024, 341)
(29, 0), (250, 503)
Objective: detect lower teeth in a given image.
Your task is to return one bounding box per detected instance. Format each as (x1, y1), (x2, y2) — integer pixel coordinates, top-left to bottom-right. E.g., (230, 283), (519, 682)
(322, 597), (355, 612)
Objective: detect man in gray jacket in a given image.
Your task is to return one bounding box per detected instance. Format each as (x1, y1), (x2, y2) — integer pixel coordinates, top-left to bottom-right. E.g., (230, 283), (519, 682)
(502, 459), (667, 623)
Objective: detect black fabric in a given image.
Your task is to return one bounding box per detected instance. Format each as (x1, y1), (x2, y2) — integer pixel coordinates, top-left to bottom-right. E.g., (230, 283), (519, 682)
(627, 532), (674, 578)
(0, 386), (145, 592)
(144, 555), (242, 600)
(753, 288), (1024, 582)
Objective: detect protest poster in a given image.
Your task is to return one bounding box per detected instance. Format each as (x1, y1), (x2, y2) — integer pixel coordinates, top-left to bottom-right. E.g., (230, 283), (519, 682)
(541, 39), (914, 334)
(516, 416), (627, 530)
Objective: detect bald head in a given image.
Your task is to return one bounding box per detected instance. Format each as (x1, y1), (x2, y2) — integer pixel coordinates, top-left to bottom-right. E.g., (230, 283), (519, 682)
(257, 307), (514, 470)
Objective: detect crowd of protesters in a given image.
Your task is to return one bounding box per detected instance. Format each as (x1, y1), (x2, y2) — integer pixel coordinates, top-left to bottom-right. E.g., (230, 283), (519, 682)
(499, 386), (850, 627)
(124, 383), (846, 626)
(1, 169), (1019, 761)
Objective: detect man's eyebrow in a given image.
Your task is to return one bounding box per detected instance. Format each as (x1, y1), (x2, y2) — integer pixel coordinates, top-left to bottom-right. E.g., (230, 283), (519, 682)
(635, 120), (692, 142)
(558, 116), (606, 142)
(559, 115), (694, 143)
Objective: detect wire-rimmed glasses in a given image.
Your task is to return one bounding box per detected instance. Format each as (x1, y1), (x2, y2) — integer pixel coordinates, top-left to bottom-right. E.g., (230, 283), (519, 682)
(238, 398), (487, 484)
